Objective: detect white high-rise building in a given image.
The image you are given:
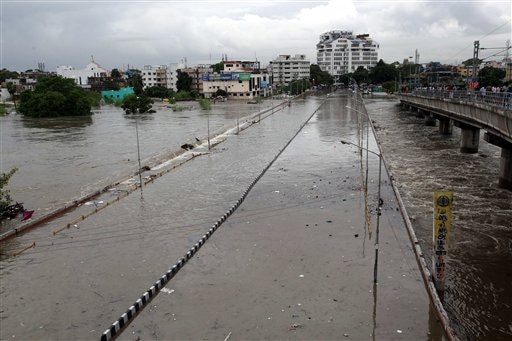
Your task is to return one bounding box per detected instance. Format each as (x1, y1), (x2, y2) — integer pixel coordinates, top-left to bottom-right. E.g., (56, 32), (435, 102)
(316, 30), (379, 79)
(270, 54), (310, 86)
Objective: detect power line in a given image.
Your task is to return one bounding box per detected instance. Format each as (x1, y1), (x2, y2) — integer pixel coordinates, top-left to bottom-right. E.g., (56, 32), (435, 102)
(481, 47), (511, 61)
(449, 19), (511, 63)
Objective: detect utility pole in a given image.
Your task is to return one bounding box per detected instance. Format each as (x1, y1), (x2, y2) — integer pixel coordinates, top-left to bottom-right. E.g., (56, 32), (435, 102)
(472, 41), (480, 82)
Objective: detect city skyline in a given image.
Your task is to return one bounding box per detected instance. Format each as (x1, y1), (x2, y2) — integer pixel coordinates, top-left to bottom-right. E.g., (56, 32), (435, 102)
(1, 0), (511, 72)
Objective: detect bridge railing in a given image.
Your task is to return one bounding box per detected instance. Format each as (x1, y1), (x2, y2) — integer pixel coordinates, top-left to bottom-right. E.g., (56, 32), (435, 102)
(410, 89), (511, 111)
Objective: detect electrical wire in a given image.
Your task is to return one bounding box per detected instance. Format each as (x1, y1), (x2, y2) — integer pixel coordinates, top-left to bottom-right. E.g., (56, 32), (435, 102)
(448, 19), (511, 64)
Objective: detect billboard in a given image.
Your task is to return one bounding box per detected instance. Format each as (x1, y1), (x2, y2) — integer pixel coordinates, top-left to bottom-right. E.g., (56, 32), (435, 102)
(239, 73), (251, 81)
(201, 72), (251, 81)
(433, 191), (453, 291)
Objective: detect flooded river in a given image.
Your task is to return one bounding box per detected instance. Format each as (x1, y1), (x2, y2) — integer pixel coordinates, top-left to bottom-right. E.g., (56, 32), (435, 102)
(365, 95), (512, 341)
(0, 100), (271, 217)
(0, 93), (510, 340)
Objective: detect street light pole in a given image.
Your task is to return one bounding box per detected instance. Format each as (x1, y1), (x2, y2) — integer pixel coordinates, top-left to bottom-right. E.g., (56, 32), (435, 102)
(207, 112), (211, 150)
(340, 139), (383, 284)
(135, 116), (143, 189)
(134, 96), (144, 190)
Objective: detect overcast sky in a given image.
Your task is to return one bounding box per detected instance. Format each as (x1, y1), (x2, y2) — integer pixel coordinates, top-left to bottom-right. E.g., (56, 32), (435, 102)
(1, 0), (510, 72)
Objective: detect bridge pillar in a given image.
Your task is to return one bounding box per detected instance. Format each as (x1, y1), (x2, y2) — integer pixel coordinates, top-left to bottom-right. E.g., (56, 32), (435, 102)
(454, 122), (479, 153)
(416, 108), (425, 118)
(425, 113), (436, 126)
(499, 149), (512, 190)
(484, 133), (512, 190)
(438, 118), (453, 135)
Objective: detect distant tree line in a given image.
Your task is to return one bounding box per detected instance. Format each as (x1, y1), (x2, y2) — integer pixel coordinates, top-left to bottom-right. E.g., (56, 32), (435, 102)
(5, 57), (510, 117)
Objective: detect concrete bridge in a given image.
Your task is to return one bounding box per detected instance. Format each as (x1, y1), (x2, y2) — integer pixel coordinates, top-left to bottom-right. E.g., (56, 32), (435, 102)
(397, 90), (512, 190)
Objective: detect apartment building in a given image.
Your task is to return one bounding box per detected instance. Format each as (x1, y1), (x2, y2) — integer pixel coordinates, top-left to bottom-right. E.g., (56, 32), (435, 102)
(166, 63), (184, 91)
(179, 65), (212, 94)
(270, 54), (310, 86)
(316, 30), (379, 78)
(141, 65), (168, 89)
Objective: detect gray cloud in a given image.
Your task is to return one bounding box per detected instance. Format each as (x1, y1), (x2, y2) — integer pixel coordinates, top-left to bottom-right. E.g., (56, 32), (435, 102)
(2, 0), (510, 72)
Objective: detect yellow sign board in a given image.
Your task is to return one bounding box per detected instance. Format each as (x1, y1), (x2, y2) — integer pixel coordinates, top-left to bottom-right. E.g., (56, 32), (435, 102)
(433, 191), (453, 290)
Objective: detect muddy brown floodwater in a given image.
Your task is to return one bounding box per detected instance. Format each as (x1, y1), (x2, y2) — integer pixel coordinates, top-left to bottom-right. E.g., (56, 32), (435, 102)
(2, 93), (508, 340)
(366, 95), (512, 341)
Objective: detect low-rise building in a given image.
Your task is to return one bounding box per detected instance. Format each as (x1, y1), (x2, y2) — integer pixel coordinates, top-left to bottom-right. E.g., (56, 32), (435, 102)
(455, 64), (479, 78)
(101, 86), (135, 102)
(56, 58), (109, 87)
(202, 60), (266, 99)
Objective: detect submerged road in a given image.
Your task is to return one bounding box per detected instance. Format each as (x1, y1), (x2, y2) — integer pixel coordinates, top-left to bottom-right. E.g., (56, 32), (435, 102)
(0, 94), (442, 340)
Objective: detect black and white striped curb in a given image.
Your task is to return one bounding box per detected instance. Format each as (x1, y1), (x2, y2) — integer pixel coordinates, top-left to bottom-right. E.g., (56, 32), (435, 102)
(100, 99), (326, 341)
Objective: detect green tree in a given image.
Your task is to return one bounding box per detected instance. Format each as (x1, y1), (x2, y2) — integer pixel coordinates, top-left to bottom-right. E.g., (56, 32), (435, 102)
(127, 73), (143, 95)
(352, 66), (369, 84)
(382, 80), (398, 93)
(338, 74), (352, 85)
(111, 68), (122, 79)
(6, 82), (17, 109)
(369, 59), (397, 84)
(18, 75), (99, 117)
(211, 61), (224, 73)
(121, 94), (153, 114)
(478, 66), (505, 87)
(197, 98), (211, 110)
(177, 71), (192, 92)
(0, 69), (19, 83)
(462, 58), (483, 67)
(144, 86), (170, 99)
(396, 63), (423, 78)
(102, 80), (120, 91)
(289, 79), (311, 95)
(214, 89), (227, 97)
(0, 168), (17, 216)
(174, 90), (193, 101)
(309, 64), (333, 86)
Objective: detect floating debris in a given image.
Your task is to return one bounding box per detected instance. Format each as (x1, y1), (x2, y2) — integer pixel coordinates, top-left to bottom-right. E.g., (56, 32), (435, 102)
(289, 323), (303, 331)
(161, 288), (175, 295)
